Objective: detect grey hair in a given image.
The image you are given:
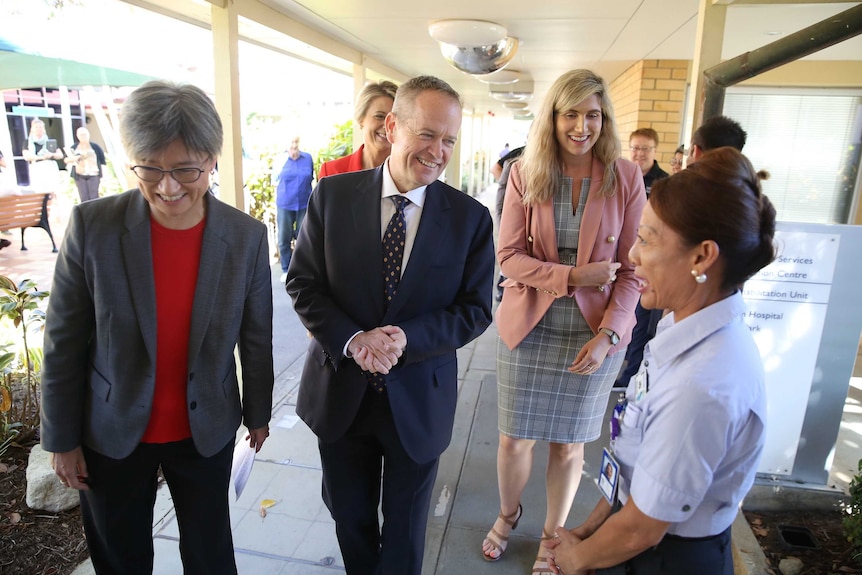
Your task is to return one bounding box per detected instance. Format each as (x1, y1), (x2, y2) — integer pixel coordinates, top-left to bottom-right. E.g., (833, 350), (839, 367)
(391, 76), (462, 119)
(355, 80), (398, 125)
(120, 80), (222, 162)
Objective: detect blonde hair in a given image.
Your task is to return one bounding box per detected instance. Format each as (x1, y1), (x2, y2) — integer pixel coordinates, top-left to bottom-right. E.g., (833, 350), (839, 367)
(354, 80), (398, 125)
(520, 69), (620, 205)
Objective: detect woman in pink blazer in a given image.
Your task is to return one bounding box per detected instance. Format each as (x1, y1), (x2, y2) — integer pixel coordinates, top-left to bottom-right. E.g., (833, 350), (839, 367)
(481, 70), (646, 574)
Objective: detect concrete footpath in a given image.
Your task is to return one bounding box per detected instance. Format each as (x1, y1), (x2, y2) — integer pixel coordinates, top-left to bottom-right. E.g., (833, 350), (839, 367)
(44, 186), (858, 575)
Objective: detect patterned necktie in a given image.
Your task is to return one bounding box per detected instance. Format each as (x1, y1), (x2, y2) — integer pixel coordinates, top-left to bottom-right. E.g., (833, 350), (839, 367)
(383, 195), (409, 304)
(368, 195), (409, 393)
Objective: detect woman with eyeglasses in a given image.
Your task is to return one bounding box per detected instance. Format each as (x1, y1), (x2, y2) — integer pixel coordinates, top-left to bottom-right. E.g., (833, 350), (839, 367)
(41, 80), (274, 575)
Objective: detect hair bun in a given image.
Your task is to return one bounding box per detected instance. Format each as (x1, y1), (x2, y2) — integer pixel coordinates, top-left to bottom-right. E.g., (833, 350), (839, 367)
(757, 169), (770, 181)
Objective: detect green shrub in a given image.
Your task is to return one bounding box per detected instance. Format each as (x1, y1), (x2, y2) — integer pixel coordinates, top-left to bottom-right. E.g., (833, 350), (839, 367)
(315, 120), (354, 173)
(0, 276), (49, 448)
(844, 458), (862, 562)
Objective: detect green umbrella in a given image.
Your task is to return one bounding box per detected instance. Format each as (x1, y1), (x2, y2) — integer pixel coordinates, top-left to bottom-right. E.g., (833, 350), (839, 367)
(0, 39), (157, 90)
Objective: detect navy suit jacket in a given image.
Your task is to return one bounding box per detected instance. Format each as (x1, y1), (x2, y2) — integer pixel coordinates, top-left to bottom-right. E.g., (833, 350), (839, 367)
(287, 166), (495, 464)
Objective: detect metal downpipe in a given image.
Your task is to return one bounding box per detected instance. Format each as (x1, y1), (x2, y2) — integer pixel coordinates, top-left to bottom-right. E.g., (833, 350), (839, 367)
(702, 3), (862, 120)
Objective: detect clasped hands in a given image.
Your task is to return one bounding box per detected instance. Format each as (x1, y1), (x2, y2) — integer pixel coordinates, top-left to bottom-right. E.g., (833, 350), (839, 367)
(349, 325), (406, 374)
(544, 527), (591, 575)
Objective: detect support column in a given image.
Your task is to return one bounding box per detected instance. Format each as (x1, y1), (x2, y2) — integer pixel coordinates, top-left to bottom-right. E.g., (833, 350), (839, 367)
(211, 1), (244, 210)
(447, 130), (462, 192)
(59, 87), (73, 152)
(686, 0), (727, 134)
(353, 62), (367, 150)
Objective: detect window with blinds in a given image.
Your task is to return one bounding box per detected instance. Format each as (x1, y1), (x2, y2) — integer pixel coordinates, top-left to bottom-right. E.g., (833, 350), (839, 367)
(724, 88), (862, 224)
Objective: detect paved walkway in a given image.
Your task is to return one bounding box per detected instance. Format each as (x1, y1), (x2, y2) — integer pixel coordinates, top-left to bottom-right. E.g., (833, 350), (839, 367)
(2, 188), (860, 575)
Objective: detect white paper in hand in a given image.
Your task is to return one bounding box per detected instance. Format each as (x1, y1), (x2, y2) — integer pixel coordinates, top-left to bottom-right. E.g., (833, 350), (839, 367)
(230, 442), (256, 500)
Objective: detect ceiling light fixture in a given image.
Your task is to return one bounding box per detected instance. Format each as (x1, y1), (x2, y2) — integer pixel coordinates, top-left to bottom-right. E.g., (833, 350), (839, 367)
(474, 70), (523, 84)
(428, 20), (507, 46)
(437, 37), (519, 75)
(503, 101), (528, 109)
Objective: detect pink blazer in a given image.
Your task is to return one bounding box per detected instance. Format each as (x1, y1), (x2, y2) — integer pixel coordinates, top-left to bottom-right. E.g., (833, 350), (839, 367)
(496, 156), (646, 352)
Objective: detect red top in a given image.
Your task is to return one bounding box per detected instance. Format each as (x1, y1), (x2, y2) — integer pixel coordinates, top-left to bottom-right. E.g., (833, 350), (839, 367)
(141, 217), (206, 443)
(318, 145), (366, 178)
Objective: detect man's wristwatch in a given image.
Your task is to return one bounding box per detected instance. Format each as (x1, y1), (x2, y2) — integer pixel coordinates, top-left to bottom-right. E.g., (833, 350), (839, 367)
(599, 327), (619, 345)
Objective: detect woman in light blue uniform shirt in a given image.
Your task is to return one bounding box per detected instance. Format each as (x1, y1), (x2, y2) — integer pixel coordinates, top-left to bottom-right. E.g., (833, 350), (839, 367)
(546, 147), (776, 575)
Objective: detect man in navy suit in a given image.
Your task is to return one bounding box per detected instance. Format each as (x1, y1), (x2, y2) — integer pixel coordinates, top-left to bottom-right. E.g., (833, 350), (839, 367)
(286, 76), (495, 575)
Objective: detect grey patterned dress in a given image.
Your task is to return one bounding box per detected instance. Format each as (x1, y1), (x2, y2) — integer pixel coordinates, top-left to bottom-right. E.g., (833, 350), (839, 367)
(497, 177), (625, 443)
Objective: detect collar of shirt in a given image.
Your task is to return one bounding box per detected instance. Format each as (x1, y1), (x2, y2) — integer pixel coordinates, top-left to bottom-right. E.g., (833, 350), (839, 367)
(649, 291), (747, 370)
(381, 157), (427, 207)
(379, 158), (426, 272)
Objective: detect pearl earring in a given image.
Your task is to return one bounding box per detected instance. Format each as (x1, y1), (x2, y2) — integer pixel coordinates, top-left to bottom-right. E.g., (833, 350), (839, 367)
(691, 269), (707, 284)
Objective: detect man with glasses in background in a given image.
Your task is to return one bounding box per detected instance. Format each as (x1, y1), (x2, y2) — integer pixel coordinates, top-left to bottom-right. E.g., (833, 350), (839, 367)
(628, 127), (668, 196)
(615, 128), (670, 389)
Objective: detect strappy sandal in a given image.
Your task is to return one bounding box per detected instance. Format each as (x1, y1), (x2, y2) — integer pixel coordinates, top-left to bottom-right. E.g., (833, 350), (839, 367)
(532, 530), (557, 574)
(481, 503), (523, 562)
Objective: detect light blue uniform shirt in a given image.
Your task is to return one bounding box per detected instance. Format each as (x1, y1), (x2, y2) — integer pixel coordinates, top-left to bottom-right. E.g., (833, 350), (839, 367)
(613, 291), (766, 537)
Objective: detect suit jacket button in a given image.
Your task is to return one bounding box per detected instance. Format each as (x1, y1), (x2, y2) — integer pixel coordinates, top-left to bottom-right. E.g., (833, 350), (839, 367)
(607, 235), (615, 243)
(190, 401), (197, 410)
(188, 373), (194, 381)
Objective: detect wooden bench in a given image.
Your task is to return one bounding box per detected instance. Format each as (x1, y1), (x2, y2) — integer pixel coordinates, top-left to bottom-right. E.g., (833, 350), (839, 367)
(0, 193), (58, 253)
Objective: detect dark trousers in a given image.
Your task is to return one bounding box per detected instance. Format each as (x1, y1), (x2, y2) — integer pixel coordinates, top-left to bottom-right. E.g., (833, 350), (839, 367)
(277, 207), (306, 273)
(616, 301), (662, 386)
(74, 174), (101, 202)
(319, 388), (439, 575)
(80, 438), (236, 575)
(597, 527), (733, 575)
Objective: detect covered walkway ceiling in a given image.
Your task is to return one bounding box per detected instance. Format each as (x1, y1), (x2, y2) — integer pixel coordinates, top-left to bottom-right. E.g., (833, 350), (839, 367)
(127, 0), (862, 113)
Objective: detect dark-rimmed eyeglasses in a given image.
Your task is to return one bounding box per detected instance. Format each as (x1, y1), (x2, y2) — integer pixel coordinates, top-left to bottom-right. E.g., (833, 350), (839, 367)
(629, 145), (655, 153)
(669, 158), (684, 166)
(130, 164), (207, 184)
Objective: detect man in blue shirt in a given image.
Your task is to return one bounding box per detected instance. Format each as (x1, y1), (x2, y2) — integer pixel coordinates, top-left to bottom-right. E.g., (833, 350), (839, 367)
(275, 137), (315, 283)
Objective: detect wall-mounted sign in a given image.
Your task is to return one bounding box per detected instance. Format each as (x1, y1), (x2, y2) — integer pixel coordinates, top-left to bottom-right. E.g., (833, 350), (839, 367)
(11, 106), (55, 117)
(743, 223), (862, 484)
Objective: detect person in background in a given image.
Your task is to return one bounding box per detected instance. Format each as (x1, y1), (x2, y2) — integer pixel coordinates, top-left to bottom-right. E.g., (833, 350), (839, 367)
(500, 142), (510, 158)
(319, 80), (398, 178)
(615, 130), (670, 388)
(485, 69), (645, 575)
(688, 115), (747, 164)
(617, 116), (749, 388)
(41, 80), (274, 575)
(274, 136), (315, 283)
(22, 118), (63, 192)
(64, 127), (107, 202)
(0, 149), (6, 171)
(22, 118), (63, 163)
(628, 128), (668, 195)
(287, 75), (495, 575)
(546, 147), (776, 575)
(670, 145), (685, 174)
(492, 143), (525, 180)
(493, 145), (525, 301)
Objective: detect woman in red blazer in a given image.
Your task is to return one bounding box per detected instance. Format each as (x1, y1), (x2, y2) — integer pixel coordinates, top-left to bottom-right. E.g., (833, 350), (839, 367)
(481, 69), (645, 574)
(318, 80), (398, 178)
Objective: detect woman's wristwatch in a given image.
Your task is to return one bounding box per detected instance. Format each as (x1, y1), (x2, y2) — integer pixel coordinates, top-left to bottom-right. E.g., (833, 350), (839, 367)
(599, 327), (619, 345)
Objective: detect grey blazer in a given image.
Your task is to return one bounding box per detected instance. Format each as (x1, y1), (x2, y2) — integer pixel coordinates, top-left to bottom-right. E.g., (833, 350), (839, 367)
(41, 191), (274, 459)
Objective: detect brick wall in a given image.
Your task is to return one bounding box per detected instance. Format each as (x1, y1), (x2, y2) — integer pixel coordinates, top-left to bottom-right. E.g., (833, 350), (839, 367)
(608, 59), (688, 168)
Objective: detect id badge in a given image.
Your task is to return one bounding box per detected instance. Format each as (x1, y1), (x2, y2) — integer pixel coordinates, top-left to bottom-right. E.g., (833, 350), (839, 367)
(598, 447), (620, 505)
(634, 369), (648, 402)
